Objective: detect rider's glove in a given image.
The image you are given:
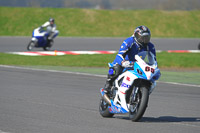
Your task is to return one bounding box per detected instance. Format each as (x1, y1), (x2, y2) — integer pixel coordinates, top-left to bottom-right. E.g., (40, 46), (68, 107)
(121, 61), (134, 67)
(39, 26), (43, 33)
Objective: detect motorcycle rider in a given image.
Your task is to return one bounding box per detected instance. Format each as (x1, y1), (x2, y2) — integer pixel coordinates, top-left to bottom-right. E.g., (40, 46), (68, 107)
(104, 25), (158, 95)
(39, 18), (59, 41)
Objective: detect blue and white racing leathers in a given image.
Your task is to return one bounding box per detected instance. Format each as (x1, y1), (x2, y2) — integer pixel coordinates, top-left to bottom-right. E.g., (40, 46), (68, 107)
(111, 36), (158, 93)
(113, 36), (157, 66)
(104, 36), (158, 93)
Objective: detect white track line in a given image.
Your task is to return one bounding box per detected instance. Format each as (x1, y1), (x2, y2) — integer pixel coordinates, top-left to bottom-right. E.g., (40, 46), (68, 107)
(158, 81), (200, 88)
(0, 65), (106, 78)
(0, 65), (200, 88)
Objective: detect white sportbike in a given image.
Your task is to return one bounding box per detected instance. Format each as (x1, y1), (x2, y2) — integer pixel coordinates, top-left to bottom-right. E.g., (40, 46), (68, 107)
(99, 55), (161, 121)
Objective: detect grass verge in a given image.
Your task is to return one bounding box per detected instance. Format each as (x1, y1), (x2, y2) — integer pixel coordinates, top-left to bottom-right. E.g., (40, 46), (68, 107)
(0, 52), (199, 68)
(2, 65), (199, 85)
(0, 52), (200, 85)
(0, 7), (200, 38)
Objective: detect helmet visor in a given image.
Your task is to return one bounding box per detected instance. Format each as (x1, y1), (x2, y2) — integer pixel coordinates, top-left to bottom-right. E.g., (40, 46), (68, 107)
(137, 32), (150, 47)
(141, 33), (150, 44)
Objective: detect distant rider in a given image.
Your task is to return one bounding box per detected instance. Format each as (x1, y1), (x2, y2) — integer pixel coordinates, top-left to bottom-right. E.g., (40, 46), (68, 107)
(39, 18), (59, 41)
(103, 25), (158, 95)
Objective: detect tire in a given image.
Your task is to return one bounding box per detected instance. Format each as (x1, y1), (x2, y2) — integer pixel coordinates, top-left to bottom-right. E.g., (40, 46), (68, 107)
(27, 41), (35, 51)
(198, 43), (200, 50)
(129, 87), (149, 122)
(99, 98), (114, 117)
(43, 46), (51, 51)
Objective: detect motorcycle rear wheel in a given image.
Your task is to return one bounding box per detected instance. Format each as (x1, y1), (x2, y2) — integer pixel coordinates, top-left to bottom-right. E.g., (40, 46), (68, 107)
(129, 87), (149, 122)
(43, 46), (51, 51)
(43, 40), (54, 51)
(99, 98), (114, 117)
(27, 41), (35, 51)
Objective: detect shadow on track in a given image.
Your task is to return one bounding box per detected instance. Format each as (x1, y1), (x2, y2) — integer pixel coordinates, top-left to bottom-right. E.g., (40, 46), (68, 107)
(141, 116), (200, 123)
(113, 115), (200, 123)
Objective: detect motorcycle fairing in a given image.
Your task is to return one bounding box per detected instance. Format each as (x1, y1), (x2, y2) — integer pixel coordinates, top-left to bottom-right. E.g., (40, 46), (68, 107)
(100, 88), (128, 114)
(32, 28), (49, 47)
(108, 100), (128, 114)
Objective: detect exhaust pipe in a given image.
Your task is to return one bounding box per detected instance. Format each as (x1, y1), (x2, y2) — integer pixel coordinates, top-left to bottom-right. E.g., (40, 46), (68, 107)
(103, 94), (111, 106)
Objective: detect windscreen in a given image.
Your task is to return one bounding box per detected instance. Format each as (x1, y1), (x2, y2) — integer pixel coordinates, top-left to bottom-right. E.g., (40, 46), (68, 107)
(138, 50), (157, 66)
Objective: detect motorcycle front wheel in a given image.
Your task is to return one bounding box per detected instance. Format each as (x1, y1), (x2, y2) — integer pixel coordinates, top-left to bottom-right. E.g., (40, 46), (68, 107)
(99, 98), (114, 117)
(27, 41), (35, 51)
(129, 87), (149, 122)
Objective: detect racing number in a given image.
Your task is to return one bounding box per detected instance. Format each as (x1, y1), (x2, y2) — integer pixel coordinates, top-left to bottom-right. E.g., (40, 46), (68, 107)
(145, 66), (150, 72)
(145, 66), (155, 73)
(151, 68), (155, 73)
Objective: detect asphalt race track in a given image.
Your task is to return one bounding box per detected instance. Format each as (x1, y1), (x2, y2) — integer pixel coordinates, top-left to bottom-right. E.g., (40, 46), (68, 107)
(0, 37), (200, 52)
(0, 37), (200, 133)
(0, 66), (200, 133)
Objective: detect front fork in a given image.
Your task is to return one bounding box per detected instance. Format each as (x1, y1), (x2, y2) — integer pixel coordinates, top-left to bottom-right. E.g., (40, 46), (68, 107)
(129, 87), (139, 112)
(132, 87), (139, 101)
(31, 37), (38, 46)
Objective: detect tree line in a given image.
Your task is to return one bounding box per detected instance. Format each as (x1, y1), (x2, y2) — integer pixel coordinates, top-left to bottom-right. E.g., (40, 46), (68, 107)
(0, 0), (199, 10)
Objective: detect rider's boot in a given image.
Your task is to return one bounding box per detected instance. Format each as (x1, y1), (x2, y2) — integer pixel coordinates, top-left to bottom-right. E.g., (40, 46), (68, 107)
(103, 64), (122, 97)
(46, 36), (53, 47)
(48, 32), (56, 40)
(103, 77), (113, 97)
(48, 36), (53, 40)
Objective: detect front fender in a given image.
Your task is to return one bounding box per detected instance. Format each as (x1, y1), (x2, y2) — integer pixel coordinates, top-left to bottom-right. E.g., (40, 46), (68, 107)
(133, 78), (152, 89)
(31, 37), (38, 42)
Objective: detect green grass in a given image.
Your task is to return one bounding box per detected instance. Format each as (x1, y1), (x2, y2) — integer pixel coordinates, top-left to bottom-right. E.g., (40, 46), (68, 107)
(0, 52), (200, 68)
(157, 52), (200, 68)
(160, 71), (200, 85)
(0, 7), (200, 38)
(0, 53), (114, 67)
(0, 52), (200, 85)
(0, 7), (200, 85)
(2, 65), (200, 85)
